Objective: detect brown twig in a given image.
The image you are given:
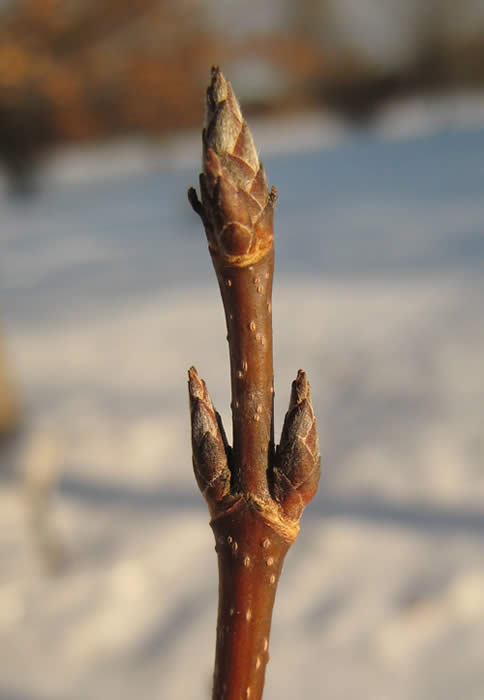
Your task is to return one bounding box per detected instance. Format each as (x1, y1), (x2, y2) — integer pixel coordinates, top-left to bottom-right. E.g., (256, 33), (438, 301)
(188, 67), (321, 700)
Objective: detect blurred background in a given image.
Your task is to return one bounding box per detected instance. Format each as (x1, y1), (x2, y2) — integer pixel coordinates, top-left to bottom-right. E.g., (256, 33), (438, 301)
(1, 0), (484, 188)
(1, 1), (484, 699)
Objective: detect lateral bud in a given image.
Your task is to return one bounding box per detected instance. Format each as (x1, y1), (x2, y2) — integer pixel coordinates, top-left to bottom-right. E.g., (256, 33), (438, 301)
(188, 367), (232, 512)
(272, 370), (321, 521)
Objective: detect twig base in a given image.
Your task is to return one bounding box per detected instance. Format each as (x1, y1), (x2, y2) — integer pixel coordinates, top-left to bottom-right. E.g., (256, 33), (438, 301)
(211, 500), (292, 700)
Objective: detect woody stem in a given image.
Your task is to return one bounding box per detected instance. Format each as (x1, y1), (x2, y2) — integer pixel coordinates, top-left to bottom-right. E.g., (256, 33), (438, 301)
(213, 249), (274, 499)
(188, 67), (321, 700)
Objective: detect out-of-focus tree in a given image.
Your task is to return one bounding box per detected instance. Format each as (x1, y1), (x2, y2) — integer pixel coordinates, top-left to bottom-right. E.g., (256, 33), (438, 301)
(409, 0), (484, 87)
(285, 0), (484, 121)
(0, 0), (223, 188)
(1, 0), (484, 187)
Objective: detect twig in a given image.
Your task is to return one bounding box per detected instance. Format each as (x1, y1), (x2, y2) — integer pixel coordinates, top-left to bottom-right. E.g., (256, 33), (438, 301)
(188, 67), (321, 700)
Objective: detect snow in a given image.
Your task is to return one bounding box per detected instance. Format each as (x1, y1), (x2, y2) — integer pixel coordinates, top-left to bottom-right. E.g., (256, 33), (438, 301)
(0, 99), (484, 699)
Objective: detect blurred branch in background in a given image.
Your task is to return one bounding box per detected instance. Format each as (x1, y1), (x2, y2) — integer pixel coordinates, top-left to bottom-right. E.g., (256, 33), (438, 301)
(0, 0), (483, 189)
(0, 329), (19, 445)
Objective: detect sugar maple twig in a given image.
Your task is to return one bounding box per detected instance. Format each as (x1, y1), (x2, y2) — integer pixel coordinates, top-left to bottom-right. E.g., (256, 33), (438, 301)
(188, 67), (321, 700)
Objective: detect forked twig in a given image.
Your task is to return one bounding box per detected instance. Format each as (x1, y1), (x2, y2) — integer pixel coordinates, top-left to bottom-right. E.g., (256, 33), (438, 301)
(188, 67), (321, 700)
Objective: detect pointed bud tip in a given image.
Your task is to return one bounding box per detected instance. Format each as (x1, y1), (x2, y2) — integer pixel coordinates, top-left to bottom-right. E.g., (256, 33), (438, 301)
(205, 67), (237, 130)
(290, 369), (312, 409)
(206, 66), (242, 119)
(192, 67), (273, 267)
(296, 369), (307, 385)
(209, 65), (225, 100)
(204, 67), (257, 173)
(188, 366), (207, 402)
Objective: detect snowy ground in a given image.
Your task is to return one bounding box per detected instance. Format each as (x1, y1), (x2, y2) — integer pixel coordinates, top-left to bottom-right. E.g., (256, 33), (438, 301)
(1, 96), (484, 699)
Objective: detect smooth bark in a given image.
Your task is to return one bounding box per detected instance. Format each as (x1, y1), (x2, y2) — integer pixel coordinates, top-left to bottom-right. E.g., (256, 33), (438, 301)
(188, 67), (321, 700)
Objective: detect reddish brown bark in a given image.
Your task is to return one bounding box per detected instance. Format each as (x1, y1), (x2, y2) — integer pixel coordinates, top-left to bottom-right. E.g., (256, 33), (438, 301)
(215, 250), (275, 499)
(188, 67), (320, 700)
(211, 504), (291, 700)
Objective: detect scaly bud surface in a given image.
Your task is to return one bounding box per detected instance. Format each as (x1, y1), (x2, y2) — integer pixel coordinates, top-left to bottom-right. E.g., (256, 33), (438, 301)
(188, 66), (277, 267)
(273, 371), (321, 520)
(188, 366), (232, 514)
